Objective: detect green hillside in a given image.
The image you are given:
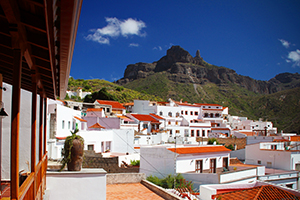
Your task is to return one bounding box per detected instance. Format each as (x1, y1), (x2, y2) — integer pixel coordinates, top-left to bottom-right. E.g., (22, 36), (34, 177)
(67, 77), (163, 103)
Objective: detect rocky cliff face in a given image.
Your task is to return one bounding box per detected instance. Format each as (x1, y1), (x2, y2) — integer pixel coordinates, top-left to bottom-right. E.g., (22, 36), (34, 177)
(117, 46), (300, 94)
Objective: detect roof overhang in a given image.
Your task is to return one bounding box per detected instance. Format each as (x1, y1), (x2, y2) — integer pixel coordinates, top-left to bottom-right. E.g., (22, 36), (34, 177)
(0, 0), (82, 99)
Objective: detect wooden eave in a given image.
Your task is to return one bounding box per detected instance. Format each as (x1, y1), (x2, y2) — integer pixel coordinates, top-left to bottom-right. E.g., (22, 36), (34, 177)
(0, 0), (82, 99)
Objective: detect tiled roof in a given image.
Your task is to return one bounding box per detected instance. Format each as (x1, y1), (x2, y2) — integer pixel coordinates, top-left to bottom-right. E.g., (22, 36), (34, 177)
(167, 146), (231, 154)
(56, 136), (67, 140)
(239, 131), (256, 136)
(89, 123), (105, 129)
(131, 114), (160, 123)
(96, 100), (125, 109)
(74, 116), (87, 122)
(211, 128), (230, 130)
(214, 185), (300, 200)
(150, 113), (165, 120)
(123, 102), (134, 106)
(195, 103), (222, 107)
(290, 136), (300, 141)
(86, 108), (103, 112)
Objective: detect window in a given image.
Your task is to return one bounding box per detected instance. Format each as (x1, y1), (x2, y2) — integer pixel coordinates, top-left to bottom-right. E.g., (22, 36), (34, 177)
(267, 162), (272, 168)
(185, 111), (188, 115)
(208, 106), (211, 108)
(203, 106), (205, 108)
(168, 112), (172, 117)
(202, 130), (205, 137)
(168, 121), (171, 125)
(175, 121), (178, 125)
(181, 111), (183, 114)
(176, 130), (180, 134)
(196, 160), (203, 173)
(215, 113), (220, 117)
(195, 111), (198, 115)
(159, 111), (163, 116)
(286, 184), (293, 189)
(210, 113), (214, 118)
(87, 145), (94, 151)
(190, 120), (193, 123)
(190, 111), (193, 115)
(68, 121), (70, 129)
(271, 145), (277, 150)
(62, 120), (65, 129)
(257, 160), (261, 164)
(216, 107), (219, 109)
(176, 112), (180, 117)
(106, 108), (110, 113)
(191, 130), (194, 137)
(143, 123), (148, 129)
(204, 113), (208, 117)
(196, 130), (200, 137)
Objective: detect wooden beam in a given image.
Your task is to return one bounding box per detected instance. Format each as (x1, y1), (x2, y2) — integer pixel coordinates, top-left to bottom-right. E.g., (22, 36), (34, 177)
(0, 0), (34, 68)
(11, 48), (22, 200)
(44, 0), (57, 100)
(39, 92), (43, 161)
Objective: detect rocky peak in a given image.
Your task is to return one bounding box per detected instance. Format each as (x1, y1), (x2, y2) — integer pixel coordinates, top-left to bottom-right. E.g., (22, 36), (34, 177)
(154, 46), (203, 72)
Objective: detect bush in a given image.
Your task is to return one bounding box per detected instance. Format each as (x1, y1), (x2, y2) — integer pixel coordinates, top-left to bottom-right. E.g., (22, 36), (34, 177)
(146, 174), (194, 191)
(207, 138), (220, 145)
(130, 160), (140, 166)
(225, 144), (235, 150)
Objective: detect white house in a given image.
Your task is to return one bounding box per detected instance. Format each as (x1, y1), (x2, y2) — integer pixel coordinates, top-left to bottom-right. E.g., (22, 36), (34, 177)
(245, 142), (300, 171)
(140, 145), (231, 178)
(78, 129), (134, 154)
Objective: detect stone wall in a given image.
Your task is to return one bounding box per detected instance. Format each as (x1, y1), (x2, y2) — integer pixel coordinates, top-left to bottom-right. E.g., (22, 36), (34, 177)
(82, 150), (139, 173)
(106, 173), (146, 184)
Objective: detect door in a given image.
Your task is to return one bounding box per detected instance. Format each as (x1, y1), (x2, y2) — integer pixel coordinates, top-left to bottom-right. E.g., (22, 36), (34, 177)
(223, 157), (228, 170)
(210, 158), (216, 173)
(196, 160), (203, 173)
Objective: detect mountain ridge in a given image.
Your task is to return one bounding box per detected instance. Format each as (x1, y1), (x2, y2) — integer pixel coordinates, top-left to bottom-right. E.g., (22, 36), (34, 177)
(116, 46), (300, 95)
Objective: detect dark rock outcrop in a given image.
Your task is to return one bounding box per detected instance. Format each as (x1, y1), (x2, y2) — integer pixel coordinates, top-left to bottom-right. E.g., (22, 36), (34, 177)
(116, 46), (300, 94)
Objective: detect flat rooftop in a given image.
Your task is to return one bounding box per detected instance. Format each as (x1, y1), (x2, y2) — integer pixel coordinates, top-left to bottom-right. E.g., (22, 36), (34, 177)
(106, 183), (164, 200)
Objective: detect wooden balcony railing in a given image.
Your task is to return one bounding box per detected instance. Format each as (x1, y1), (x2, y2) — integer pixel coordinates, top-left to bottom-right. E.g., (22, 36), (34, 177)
(19, 154), (47, 200)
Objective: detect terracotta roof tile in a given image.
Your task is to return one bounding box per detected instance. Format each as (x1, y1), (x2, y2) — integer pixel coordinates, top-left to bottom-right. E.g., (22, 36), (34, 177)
(97, 100), (125, 109)
(167, 146), (230, 154)
(290, 136), (300, 141)
(88, 123), (105, 129)
(211, 128), (230, 130)
(74, 116), (87, 122)
(150, 113), (165, 120)
(214, 185), (300, 200)
(86, 108), (103, 112)
(131, 114), (160, 123)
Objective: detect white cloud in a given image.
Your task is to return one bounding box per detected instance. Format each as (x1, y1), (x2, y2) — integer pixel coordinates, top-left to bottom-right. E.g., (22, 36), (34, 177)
(129, 43), (139, 47)
(286, 49), (300, 67)
(153, 46), (162, 51)
(85, 17), (146, 44)
(279, 39), (291, 48)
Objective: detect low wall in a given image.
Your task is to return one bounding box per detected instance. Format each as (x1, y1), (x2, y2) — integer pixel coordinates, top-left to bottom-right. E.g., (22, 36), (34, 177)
(83, 150), (139, 173)
(141, 180), (184, 200)
(46, 169), (107, 200)
(106, 173), (146, 184)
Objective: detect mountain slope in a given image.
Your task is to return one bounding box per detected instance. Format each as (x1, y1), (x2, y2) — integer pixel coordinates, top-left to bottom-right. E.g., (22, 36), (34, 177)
(116, 46), (300, 133)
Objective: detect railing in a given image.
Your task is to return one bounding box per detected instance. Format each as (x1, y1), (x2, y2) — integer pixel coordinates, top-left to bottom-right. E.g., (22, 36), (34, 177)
(19, 154), (47, 200)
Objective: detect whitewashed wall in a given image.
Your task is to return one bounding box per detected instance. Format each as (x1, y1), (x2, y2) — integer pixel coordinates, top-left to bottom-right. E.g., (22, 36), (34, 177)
(140, 146), (175, 178)
(1, 83), (42, 180)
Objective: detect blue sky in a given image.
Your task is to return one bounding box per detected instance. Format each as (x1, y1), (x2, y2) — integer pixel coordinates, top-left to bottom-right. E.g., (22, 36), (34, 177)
(71, 0), (300, 82)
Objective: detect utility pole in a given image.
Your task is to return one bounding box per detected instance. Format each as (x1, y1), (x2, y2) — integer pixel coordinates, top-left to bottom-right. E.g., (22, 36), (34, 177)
(174, 136), (177, 189)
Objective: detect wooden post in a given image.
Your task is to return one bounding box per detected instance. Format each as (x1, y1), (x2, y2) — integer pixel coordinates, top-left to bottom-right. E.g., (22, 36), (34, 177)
(43, 98), (47, 155)
(39, 94), (44, 161)
(11, 48), (22, 200)
(31, 72), (37, 197)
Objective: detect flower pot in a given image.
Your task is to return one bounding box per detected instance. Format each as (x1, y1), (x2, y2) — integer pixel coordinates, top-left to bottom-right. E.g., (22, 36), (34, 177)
(67, 138), (84, 171)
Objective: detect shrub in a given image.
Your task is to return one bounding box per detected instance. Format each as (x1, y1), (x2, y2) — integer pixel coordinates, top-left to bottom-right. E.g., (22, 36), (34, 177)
(207, 138), (220, 145)
(130, 160), (140, 166)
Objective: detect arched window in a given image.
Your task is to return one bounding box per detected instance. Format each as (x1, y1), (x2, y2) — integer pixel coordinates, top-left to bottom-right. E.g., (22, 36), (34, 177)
(159, 111), (163, 116)
(176, 112), (180, 117)
(168, 112), (172, 117)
